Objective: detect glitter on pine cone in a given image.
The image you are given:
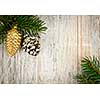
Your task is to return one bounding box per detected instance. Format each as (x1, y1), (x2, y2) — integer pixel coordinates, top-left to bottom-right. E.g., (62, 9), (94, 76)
(6, 27), (22, 56)
(22, 34), (40, 56)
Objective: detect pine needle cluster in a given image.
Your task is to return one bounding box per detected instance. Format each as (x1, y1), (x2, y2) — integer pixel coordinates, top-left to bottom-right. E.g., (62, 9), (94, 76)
(75, 56), (100, 84)
(0, 15), (47, 44)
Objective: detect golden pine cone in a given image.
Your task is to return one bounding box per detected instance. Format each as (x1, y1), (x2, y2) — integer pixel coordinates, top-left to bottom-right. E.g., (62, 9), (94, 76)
(6, 28), (22, 56)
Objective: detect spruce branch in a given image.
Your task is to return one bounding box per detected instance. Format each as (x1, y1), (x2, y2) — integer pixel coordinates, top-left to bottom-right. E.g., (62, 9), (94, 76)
(0, 15), (47, 44)
(75, 56), (100, 84)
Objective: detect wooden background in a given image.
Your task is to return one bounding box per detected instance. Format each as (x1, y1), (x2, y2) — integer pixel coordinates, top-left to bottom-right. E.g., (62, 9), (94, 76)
(0, 15), (100, 84)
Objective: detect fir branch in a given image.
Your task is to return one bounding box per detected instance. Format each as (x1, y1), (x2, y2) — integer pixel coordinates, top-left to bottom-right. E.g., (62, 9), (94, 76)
(75, 56), (100, 84)
(16, 15), (47, 35)
(0, 15), (47, 44)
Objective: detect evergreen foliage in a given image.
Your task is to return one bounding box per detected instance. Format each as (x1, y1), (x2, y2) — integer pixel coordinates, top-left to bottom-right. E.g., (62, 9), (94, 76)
(75, 56), (100, 84)
(0, 15), (47, 44)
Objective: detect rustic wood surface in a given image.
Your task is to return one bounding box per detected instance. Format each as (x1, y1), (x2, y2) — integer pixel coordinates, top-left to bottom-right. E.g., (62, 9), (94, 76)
(0, 15), (100, 84)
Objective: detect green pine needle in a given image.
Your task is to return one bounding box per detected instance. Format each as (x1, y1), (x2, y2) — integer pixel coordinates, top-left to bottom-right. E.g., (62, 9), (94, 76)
(75, 56), (100, 84)
(0, 15), (47, 44)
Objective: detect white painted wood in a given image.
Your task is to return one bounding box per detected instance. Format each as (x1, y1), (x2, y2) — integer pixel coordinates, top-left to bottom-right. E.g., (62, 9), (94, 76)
(90, 16), (100, 57)
(0, 15), (100, 84)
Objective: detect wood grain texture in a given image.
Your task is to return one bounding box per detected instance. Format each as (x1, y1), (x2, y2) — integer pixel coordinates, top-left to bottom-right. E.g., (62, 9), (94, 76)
(0, 15), (100, 84)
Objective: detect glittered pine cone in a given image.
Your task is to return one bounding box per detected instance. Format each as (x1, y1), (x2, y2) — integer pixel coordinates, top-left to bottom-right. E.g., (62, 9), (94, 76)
(6, 27), (22, 56)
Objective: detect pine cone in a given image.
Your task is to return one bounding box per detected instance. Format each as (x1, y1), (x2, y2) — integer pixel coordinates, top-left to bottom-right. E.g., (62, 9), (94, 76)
(6, 27), (22, 56)
(22, 34), (40, 56)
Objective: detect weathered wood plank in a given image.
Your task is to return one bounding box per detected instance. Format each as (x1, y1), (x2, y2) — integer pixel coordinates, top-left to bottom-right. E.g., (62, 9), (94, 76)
(81, 16), (91, 57)
(38, 15), (78, 83)
(90, 16), (100, 58)
(77, 16), (92, 72)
